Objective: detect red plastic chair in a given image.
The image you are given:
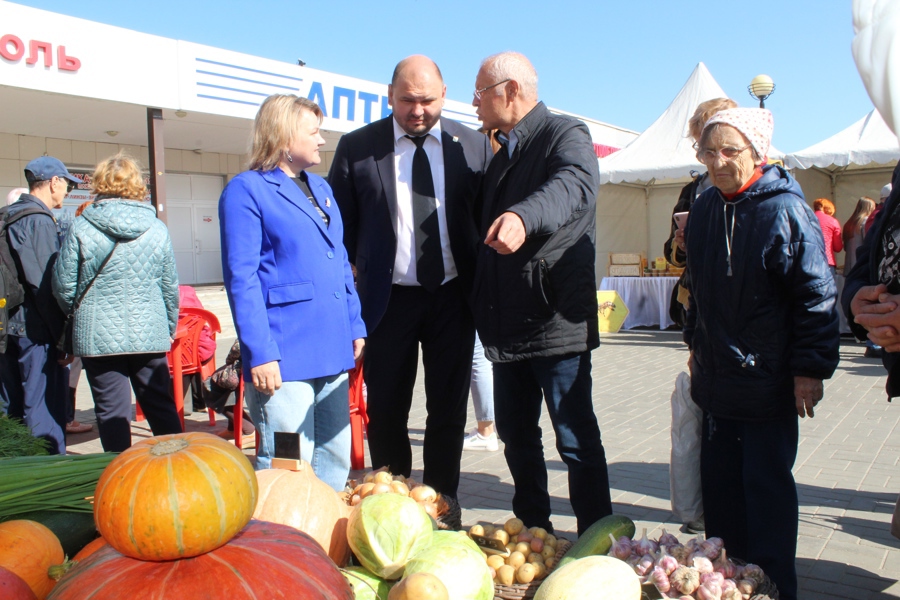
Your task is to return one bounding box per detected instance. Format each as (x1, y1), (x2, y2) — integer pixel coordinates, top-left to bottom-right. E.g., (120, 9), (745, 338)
(348, 359), (367, 470)
(134, 308), (220, 429)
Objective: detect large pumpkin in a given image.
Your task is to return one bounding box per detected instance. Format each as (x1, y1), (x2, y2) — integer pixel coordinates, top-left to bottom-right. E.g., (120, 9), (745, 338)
(93, 432), (258, 561)
(0, 520), (63, 599)
(46, 521), (353, 600)
(0, 565), (38, 600)
(253, 464), (352, 566)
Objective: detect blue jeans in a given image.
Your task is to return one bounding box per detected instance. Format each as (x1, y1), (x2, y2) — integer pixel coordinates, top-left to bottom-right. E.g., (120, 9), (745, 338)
(493, 351), (612, 535)
(471, 333), (494, 422)
(245, 373), (351, 491)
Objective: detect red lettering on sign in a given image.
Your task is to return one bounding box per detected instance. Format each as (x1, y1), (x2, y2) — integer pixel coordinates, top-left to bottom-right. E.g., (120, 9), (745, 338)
(26, 40), (52, 67)
(57, 46), (80, 72)
(0, 34), (24, 62)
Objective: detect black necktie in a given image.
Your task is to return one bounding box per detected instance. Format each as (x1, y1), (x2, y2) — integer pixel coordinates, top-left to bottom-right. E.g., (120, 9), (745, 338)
(406, 135), (444, 292)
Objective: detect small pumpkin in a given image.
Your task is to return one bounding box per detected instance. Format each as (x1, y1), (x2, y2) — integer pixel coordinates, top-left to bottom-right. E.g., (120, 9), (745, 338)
(71, 538), (107, 562)
(0, 520), (64, 599)
(0, 565), (38, 600)
(253, 463), (351, 565)
(93, 432), (258, 561)
(46, 521), (353, 600)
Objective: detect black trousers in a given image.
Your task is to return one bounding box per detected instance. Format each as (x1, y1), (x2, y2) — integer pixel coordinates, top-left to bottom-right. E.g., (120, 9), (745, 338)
(701, 412), (799, 600)
(82, 353), (183, 452)
(363, 279), (475, 497)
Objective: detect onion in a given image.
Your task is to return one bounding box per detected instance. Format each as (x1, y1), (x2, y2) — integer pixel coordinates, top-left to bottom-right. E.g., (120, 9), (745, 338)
(409, 484), (437, 503)
(373, 470), (393, 485)
(371, 483), (392, 495)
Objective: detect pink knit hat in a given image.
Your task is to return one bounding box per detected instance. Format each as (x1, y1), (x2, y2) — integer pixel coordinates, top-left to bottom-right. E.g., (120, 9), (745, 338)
(703, 108), (774, 160)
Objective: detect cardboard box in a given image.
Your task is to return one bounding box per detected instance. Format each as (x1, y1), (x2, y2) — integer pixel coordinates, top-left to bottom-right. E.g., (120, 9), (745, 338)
(608, 264), (642, 277)
(609, 253), (642, 265)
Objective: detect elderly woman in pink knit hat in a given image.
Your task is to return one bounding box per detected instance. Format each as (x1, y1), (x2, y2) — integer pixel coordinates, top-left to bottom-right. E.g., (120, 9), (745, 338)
(682, 108), (840, 600)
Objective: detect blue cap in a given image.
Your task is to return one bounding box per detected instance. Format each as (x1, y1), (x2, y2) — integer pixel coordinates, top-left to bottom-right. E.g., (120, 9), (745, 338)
(24, 156), (79, 185)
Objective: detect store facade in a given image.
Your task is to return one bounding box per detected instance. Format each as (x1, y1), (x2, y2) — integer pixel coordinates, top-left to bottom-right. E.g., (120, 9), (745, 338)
(0, 1), (636, 284)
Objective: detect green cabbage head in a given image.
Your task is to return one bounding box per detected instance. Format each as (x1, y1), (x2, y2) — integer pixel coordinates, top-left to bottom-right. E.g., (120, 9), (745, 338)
(346, 494), (434, 579)
(402, 530), (494, 600)
(342, 566), (392, 600)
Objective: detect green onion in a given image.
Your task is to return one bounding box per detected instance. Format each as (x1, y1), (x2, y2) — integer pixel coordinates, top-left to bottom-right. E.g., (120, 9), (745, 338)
(0, 453), (117, 518)
(0, 415), (51, 457)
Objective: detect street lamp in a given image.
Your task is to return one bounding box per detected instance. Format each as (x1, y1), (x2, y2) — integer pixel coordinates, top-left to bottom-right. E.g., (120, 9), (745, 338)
(748, 74), (775, 108)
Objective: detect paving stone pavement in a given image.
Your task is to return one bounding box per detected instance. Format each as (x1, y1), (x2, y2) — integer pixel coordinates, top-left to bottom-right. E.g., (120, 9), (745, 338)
(64, 285), (900, 599)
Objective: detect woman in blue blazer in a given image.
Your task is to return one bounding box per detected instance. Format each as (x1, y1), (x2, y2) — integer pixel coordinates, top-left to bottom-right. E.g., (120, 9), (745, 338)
(219, 94), (366, 490)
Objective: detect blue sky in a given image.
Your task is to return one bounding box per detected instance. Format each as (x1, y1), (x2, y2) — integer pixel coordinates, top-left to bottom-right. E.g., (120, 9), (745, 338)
(16, 0), (874, 152)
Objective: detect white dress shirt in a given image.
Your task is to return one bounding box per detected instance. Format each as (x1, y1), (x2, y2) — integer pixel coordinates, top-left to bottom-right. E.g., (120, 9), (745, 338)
(391, 118), (457, 286)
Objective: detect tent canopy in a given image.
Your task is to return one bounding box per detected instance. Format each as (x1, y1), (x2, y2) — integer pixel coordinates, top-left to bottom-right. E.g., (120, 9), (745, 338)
(784, 109), (900, 170)
(598, 62), (782, 186)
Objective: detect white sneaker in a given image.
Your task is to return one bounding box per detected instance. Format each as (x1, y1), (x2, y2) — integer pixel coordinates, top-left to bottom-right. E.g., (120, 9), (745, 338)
(463, 429), (499, 451)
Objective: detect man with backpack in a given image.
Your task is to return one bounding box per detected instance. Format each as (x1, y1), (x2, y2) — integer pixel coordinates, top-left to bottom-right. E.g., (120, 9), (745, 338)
(0, 157), (77, 454)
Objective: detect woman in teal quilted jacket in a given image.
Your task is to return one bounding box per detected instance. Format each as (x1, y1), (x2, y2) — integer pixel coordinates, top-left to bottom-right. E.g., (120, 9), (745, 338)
(52, 154), (182, 451)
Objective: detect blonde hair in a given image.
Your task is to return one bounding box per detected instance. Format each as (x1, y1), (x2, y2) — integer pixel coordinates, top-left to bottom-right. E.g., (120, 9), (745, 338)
(814, 198), (836, 216)
(249, 94), (324, 172)
(843, 196), (876, 243)
(688, 98), (738, 142)
(92, 153), (147, 200)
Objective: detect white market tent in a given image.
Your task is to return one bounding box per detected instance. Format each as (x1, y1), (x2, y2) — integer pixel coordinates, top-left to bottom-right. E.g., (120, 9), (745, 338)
(785, 110), (899, 233)
(593, 63), (785, 272)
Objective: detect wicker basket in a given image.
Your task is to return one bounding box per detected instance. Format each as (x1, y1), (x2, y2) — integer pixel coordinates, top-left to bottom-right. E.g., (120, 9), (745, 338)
(492, 540), (572, 600)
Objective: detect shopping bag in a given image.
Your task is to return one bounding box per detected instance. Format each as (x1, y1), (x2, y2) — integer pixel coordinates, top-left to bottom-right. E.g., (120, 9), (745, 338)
(669, 370), (703, 524)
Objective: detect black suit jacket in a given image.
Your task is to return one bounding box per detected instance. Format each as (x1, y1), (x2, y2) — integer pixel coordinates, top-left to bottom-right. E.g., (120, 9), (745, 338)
(328, 116), (492, 332)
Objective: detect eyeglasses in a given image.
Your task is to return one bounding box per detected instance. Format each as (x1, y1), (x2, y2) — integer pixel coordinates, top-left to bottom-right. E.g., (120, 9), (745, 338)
(51, 176), (77, 193)
(473, 79), (510, 100)
(694, 143), (752, 165)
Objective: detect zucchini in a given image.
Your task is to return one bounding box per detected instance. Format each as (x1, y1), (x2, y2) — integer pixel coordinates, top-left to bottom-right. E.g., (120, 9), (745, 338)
(556, 514), (635, 569)
(7, 510), (98, 558)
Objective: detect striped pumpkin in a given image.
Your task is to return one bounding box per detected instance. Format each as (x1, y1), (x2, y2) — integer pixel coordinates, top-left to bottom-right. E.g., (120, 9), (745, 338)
(46, 521), (353, 600)
(93, 432), (258, 561)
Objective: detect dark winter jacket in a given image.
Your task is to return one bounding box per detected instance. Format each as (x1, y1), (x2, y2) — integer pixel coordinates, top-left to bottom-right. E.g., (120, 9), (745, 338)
(684, 165), (840, 420)
(473, 102), (600, 362)
(842, 162), (900, 398)
(6, 194), (65, 344)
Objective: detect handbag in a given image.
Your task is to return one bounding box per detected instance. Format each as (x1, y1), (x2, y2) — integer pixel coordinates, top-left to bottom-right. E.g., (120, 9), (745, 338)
(57, 240), (119, 355)
(669, 370), (704, 525)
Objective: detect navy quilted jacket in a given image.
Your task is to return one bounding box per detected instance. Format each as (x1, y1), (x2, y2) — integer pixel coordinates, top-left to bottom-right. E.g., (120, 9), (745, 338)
(683, 165), (840, 421)
(52, 199), (179, 357)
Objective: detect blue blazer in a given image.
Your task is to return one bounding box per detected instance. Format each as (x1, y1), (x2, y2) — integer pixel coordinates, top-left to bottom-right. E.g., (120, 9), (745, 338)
(219, 168), (366, 382)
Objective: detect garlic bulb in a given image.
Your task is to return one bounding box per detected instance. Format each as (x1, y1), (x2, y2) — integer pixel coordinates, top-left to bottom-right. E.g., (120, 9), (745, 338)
(700, 571), (725, 588)
(713, 548), (737, 579)
(647, 566), (671, 593)
(670, 565), (701, 595)
(658, 528), (679, 547)
(632, 528), (659, 555)
(737, 578), (757, 596)
(696, 582), (723, 600)
(607, 533), (632, 560)
(656, 545), (679, 575)
(692, 555), (714, 574)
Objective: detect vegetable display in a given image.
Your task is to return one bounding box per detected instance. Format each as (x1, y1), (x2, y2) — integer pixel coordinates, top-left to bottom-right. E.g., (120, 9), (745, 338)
(0, 453), (116, 518)
(346, 493), (434, 580)
(46, 521), (353, 600)
(0, 520), (64, 600)
(468, 518), (568, 585)
(614, 529), (769, 600)
(92, 432), (258, 561)
(555, 513), (636, 569)
(253, 464), (351, 565)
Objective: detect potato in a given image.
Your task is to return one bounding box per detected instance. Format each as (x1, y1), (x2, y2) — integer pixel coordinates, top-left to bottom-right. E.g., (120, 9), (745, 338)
(505, 542), (517, 553)
(486, 554), (506, 570)
(482, 523), (495, 536)
(469, 524), (486, 538)
(527, 552), (543, 565)
(544, 534), (557, 549)
(540, 545), (556, 560)
(507, 551), (526, 569)
(496, 565), (516, 586)
(515, 542), (531, 556)
(387, 572), (449, 600)
(544, 557), (556, 570)
(530, 537), (544, 553)
(516, 528), (533, 543)
(491, 529), (510, 546)
(532, 561), (548, 580)
(530, 527), (548, 540)
(516, 563), (536, 584)
(504, 518), (525, 536)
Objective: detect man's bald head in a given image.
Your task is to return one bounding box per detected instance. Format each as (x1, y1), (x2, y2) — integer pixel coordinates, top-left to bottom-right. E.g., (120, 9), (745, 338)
(391, 55), (443, 87)
(480, 52), (538, 101)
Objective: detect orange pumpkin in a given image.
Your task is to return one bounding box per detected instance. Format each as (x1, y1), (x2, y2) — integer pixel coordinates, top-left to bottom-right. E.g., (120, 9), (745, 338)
(0, 520), (63, 599)
(93, 432), (258, 561)
(253, 463), (352, 566)
(72, 538), (106, 562)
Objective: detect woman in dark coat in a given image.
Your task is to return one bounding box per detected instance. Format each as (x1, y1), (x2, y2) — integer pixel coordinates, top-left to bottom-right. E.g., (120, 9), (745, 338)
(684, 108), (840, 600)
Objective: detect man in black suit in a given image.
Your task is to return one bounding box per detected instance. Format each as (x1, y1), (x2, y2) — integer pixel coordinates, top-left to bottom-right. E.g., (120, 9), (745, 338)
(328, 55), (491, 497)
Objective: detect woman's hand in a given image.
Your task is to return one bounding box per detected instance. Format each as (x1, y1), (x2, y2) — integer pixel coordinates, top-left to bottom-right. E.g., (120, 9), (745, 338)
(352, 338), (365, 361)
(251, 361), (282, 396)
(794, 376), (823, 418)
